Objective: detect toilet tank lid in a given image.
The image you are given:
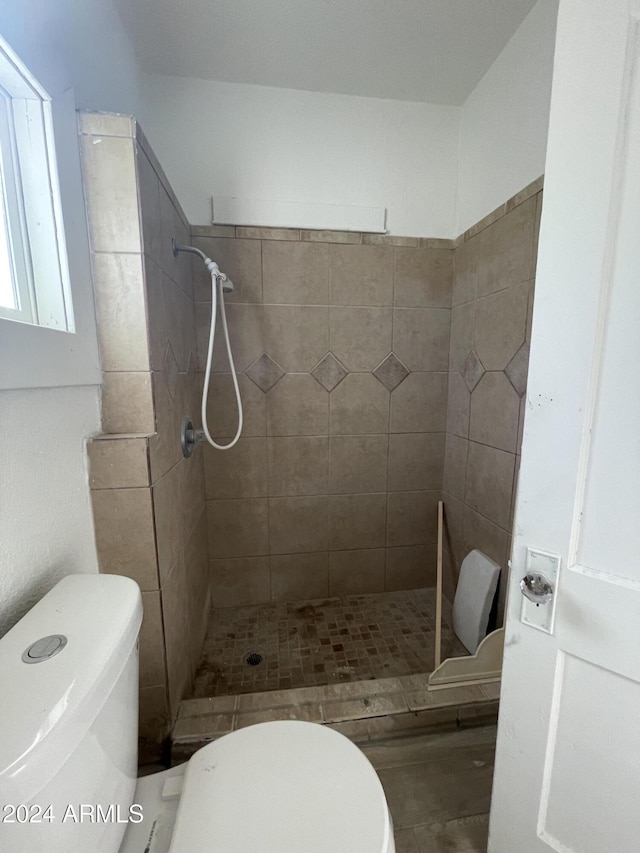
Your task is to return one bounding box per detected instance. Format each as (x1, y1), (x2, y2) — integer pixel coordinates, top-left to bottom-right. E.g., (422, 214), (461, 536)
(0, 574), (142, 800)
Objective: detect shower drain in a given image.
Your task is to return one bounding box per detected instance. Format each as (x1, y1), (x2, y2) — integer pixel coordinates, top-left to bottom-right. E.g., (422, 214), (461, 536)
(244, 652), (263, 667)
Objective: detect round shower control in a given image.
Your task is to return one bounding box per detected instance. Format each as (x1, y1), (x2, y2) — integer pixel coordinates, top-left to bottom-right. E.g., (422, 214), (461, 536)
(22, 634), (67, 664)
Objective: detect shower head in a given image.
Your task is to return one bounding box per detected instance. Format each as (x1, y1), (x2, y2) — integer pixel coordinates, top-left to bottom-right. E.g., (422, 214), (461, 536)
(172, 239), (235, 293)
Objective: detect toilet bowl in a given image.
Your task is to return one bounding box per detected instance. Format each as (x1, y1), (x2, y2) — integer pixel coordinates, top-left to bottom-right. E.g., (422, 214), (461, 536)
(0, 575), (395, 853)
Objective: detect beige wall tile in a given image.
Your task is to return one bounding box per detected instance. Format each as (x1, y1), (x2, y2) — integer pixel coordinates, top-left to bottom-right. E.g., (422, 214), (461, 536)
(139, 684), (170, 747)
(270, 552), (329, 601)
(302, 229), (361, 244)
(152, 462), (183, 582)
(329, 549), (386, 595)
(393, 247), (452, 308)
(390, 372), (448, 433)
(385, 545), (437, 591)
(329, 434), (388, 494)
(476, 196), (536, 297)
(80, 134), (141, 253)
(162, 556), (194, 716)
(329, 373), (389, 435)
(263, 240), (329, 304)
(267, 373), (329, 436)
(101, 372), (155, 434)
(210, 556), (270, 605)
(392, 308), (450, 371)
(268, 436), (329, 496)
(442, 494), (465, 569)
(263, 305), (329, 372)
(204, 437), (268, 499)
(474, 281), (528, 370)
(445, 373), (470, 438)
(329, 306), (392, 371)
(184, 510), (210, 675)
(205, 372), (266, 437)
(146, 264), (195, 373)
(207, 498), (269, 557)
(269, 496), (329, 554)
(91, 253), (149, 372)
(159, 187), (191, 296)
(147, 370), (184, 484)
(236, 226), (299, 241)
(330, 244), (393, 306)
(329, 493), (387, 550)
(386, 490), (439, 547)
(78, 111), (134, 137)
(139, 591), (166, 687)
(366, 234), (419, 247)
(465, 441), (515, 529)
(88, 437), (149, 490)
(469, 371), (520, 453)
(92, 487), (158, 590)
(210, 303), (264, 373)
(192, 236), (262, 303)
(449, 301), (476, 372)
(462, 506), (510, 572)
(137, 148), (162, 262)
(179, 453), (206, 547)
(388, 433), (444, 491)
(441, 549), (457, 603)
(452, 234), (479, 306)
(442, 434), (468, 501)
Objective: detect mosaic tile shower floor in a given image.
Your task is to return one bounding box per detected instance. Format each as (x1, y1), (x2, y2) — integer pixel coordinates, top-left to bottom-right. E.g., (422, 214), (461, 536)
(193, 588), (467, 698)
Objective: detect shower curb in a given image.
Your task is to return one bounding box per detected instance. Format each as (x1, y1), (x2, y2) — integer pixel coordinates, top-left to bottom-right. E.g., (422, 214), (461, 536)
(170, 675), (499, 764)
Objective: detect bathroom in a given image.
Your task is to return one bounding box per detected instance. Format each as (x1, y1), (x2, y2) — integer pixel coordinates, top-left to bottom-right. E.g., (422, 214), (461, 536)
(3, 1), (637, 851)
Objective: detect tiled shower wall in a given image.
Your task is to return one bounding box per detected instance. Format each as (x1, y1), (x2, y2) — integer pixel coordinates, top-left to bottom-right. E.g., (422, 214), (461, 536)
(442, 179), (543, 621)
(79, 113), (209, 759)
(191, 229), (454, 605)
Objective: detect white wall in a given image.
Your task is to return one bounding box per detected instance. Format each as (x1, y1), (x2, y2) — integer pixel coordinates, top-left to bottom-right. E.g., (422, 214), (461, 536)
(455, 0), (559, 234)
(0, 388), (101, 635)
(0, 0), (144, 117)
(0, 1), (143, 635)
(141, 75), (459, 237)
(141, 0), (557, 240)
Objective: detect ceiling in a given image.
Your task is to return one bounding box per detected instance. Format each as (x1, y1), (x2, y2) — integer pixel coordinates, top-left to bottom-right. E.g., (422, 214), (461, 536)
(114, 0), (537, 105)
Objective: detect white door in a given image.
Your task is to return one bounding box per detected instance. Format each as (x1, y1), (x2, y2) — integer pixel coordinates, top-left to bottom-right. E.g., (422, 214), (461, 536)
(489, 1), (640, 851)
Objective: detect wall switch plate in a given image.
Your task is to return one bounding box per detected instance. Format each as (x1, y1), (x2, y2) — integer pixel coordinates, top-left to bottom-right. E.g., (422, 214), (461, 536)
(520, 548), (561, 634)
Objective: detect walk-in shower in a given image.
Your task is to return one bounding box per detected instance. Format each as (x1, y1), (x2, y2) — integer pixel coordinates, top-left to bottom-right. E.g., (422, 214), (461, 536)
(173, 240), (243, 454)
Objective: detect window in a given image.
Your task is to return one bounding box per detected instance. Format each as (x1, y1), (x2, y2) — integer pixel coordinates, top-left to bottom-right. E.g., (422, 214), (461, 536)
(0, 36), (73, 330)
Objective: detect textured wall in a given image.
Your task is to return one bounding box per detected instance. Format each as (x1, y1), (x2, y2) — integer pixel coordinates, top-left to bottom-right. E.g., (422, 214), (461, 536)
(0, 386), (100, 636)
(192, 228), (454, 605)
(442, 178), (543, 622)
(80, 113), (209, 759)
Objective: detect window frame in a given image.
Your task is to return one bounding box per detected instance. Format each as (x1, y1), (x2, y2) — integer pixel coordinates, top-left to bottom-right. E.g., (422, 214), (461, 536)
(0, 36), (73, 331)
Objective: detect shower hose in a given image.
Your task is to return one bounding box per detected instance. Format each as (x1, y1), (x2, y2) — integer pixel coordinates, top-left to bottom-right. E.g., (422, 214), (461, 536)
(201, 261), (243, 450)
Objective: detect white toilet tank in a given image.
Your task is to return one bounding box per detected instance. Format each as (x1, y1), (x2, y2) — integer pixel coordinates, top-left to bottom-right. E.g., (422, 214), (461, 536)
(0, 574), (143, 853)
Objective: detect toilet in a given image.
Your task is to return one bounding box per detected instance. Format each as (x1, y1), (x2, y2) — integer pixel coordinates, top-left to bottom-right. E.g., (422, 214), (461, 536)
(0, 574), (395, 853)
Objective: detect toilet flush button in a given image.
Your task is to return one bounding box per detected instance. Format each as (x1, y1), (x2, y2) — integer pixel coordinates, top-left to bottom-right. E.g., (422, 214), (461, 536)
(22, 634), (67, 663)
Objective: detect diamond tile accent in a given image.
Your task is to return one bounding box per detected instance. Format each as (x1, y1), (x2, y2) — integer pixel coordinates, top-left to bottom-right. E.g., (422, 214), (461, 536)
(461, 350), (485, 392)
(311, 352), (348, 392)
(505, 342), (530, 397)
(373, 353), (409, 392)
(162, 342), (179, 400)
(245, 353), (285, 392)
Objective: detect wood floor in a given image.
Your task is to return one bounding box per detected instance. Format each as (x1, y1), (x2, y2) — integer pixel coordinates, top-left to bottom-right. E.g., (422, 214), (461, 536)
(361, 725), (497, 852)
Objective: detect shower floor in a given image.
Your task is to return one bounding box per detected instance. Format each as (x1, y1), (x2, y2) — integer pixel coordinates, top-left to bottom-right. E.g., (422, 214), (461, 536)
(192, 588), (467, 698)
